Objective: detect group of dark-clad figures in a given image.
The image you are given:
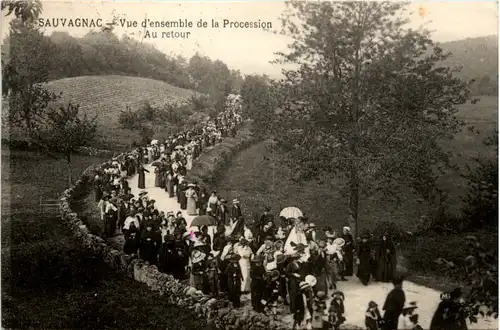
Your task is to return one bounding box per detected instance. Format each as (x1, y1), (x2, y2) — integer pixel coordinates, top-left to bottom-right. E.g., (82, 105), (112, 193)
(92, 96), (470, 330)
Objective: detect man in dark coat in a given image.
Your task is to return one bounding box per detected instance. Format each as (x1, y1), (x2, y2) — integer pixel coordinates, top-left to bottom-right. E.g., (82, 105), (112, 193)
(250, 255), (266, 312)
(213, 225), (227, 251)
(225, 253), (243, 308)
(259, 207), (274, 231)
(382, 276), (406, 330)
(230, 199), (243, 226)
(217, 199), (229, 226)
(430, 288), (468, 330)
(357, 232), (374, 286)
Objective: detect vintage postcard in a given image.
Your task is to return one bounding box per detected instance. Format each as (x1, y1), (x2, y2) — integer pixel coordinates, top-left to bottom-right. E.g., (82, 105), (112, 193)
(1, 1), (498, 329)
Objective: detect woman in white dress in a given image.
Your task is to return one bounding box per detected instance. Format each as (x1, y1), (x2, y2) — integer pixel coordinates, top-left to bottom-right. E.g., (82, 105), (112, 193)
(235, 238), (253, 293)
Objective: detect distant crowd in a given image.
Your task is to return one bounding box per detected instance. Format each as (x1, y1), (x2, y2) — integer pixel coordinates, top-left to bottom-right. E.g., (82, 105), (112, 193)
(91, 96), (469, 330)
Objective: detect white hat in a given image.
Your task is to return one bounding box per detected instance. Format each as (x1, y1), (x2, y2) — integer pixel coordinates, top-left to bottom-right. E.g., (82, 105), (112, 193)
(305, 275), (317, 287)
(191, 250), (206, 264)
(343, 226), (350, 232)
(233, 199), (239, 204)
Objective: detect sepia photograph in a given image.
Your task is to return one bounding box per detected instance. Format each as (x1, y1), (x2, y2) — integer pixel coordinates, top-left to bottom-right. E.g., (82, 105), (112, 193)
(0, 0), (498, 329)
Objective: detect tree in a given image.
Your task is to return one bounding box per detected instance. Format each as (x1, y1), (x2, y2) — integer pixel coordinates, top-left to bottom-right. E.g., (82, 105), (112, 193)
(273, 2), (470, 237)
(34, 103), (98, 187)
(2, 1), (61, 141)
(118, 104), (152, 146)
(1, 0), (42, 23)
(240, 74), (276, 138)
(461, 129), (498, 230)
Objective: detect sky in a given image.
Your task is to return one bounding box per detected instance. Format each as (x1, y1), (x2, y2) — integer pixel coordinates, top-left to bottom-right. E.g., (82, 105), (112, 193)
(1, 1), (498, 78)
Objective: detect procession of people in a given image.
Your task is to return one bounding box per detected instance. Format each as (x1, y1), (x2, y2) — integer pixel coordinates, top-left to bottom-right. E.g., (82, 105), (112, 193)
(91, 96), (468, 330)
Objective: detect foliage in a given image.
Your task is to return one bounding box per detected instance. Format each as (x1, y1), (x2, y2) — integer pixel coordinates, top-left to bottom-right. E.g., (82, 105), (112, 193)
(1, 0), (42, 23)
(432, 234), (498, 322)
(240, 74), (277, 138)
(33, 103), (98, 186)
(272, 1), (471, 236)
(2, 16), (61, 139)
(460, 129), (498, 230)
(118, 100), (200, 145)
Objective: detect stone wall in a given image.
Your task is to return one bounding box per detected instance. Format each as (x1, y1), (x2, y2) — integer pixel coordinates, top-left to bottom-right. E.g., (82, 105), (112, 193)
(59, 125), (289, 330)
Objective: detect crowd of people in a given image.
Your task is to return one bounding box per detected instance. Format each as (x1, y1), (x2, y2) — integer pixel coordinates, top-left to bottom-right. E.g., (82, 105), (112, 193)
(91, 95), (470, 330)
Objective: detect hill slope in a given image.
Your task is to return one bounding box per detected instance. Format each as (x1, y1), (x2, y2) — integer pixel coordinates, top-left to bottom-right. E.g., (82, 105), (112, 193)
(4, 75), (196, 149)
(438, 35), (498, 81)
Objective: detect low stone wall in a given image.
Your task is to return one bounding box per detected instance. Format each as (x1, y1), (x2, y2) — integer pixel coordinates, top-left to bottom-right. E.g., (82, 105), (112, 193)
(59, 125), (289, 330)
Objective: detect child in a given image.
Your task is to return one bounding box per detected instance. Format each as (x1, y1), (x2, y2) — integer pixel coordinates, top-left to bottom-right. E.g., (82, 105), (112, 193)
(365, 301), (383, 330)
(311, 291), (328, 330)
(327, 291), (346, 330)
(398, 302), (418, 330)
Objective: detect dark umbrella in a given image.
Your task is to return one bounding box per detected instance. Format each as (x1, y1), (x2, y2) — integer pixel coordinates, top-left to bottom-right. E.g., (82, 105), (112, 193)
(151, 161), (163, 167)
(191, 215), (217, 227)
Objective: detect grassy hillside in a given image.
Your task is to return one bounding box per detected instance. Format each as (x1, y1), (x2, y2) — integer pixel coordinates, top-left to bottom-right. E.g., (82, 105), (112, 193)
(3, 75), (196, 150)
(439, 35), (498, 80)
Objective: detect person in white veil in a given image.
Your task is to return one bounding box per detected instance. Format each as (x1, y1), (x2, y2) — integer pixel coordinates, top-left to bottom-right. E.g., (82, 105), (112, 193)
(284, 218), (309, 258)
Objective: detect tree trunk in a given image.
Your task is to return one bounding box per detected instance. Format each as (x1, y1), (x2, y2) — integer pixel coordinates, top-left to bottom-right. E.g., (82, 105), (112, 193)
(348, 164), (360, 239)
(67, 154), (72, 187)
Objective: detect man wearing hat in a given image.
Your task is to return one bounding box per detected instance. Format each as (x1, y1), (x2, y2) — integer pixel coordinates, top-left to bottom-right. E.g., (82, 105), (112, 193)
(216, 199), (229, 227)
(382, 276), (406, 330)
(230, 199), (242, 227)
(206, 250), (221, 298)
(250, 254), (266, 312)
(225, 253), (242, 308)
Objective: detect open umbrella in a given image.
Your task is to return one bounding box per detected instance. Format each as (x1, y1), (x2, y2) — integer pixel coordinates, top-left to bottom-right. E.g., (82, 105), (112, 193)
(191, 215), (217, 227)
(279, 206), (303, 219)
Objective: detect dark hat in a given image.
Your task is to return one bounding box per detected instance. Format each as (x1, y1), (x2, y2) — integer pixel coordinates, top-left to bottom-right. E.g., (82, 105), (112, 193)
(276, 254), (287, 265)
(315, 291), (327, 302)
(368, 301), (378, 308)
(264, 206), (271, 212)
(450, 288), (462, 299)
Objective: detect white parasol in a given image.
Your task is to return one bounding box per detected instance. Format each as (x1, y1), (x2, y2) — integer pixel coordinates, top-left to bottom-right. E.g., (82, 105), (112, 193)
(279, 206), (303, 219)
(151, 139), (159, 145)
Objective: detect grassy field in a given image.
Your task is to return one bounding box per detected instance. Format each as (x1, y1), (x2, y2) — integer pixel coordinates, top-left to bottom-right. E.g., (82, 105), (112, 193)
(212, 96), (498, 289)
(1, 149), (212, 329)
(2, 75), (196, 150)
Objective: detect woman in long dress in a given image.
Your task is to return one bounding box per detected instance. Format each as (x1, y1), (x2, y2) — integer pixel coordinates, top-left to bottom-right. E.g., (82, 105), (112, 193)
(185, 184), (198, 216)
(357, 233), (373, 286)
(178, 180), (188, 210)
(375, 234), (396, 282)
(341, 226), (355, 277)
(165, 171), (175, 197)
(154, 166), (162, 187)
(137, 165), (149, 189)
(235, 238), (253, 293)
